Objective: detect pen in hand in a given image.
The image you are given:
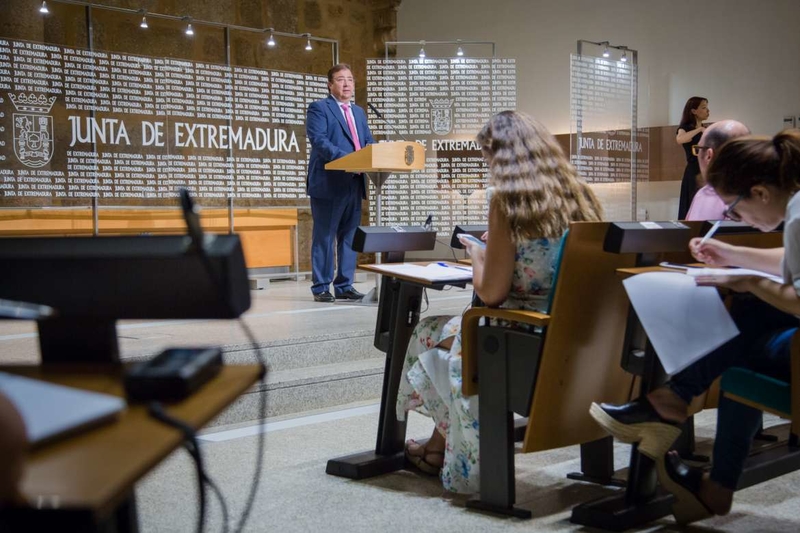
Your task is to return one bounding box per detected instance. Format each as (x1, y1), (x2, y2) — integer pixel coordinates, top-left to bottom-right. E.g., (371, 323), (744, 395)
(698, 220), (722, 247)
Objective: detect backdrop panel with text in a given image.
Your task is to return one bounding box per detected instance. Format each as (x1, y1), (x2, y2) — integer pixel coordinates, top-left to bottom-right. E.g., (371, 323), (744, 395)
(366, 57), (516, 233)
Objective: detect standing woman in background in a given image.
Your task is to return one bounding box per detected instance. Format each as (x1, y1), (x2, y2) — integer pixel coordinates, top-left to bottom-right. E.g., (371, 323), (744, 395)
(676, 96), (710, 219)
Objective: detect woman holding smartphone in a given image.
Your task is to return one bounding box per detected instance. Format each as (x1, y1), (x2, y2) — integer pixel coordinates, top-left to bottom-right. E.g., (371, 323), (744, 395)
(395, 111), (603, 493)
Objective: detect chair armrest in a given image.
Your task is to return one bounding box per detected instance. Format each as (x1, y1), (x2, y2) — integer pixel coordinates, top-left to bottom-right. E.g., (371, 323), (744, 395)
(461, 307), (550, 396)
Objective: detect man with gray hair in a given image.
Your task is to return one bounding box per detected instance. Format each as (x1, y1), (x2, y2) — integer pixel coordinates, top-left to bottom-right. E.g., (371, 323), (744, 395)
(685, 120), (751, 220)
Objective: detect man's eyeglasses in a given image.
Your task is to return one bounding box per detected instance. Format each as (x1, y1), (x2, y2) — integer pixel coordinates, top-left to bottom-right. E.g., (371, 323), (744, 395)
(691, 145), (711, 157)
(723, 194), (745, 222)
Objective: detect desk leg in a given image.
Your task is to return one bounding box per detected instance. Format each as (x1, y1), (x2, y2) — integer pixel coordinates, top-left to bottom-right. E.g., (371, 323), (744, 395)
(326, 279), (423, 479)
(115, 493), (140, 533)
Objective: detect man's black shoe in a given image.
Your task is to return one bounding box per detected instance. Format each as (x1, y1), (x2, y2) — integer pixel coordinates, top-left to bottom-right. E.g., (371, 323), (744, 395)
(313, 291), (335, 303)
(335, 288), (364, 300)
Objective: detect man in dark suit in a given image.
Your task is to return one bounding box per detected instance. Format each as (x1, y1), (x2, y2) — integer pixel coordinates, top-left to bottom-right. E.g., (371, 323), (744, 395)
(306, 63), (375, 302)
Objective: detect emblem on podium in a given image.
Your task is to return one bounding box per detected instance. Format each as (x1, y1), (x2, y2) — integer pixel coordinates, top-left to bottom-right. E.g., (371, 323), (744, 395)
(404, 145), (414, 166)
(430, 98), (453, 135)
(9, 93), (57, 168)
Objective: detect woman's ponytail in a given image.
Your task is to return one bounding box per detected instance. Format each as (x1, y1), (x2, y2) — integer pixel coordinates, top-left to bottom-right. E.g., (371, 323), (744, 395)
(774, 129), (800, 192)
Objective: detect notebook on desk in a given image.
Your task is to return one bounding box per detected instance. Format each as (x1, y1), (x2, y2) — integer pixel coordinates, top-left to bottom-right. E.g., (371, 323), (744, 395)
(0, 371), (126, 448)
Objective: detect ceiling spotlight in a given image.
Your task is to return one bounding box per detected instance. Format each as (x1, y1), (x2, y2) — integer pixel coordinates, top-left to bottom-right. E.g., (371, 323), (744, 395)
(184, 17), (194, 36)
(140, 15), (148, 29)
(456, 39), (464, 57)
(602, 45), (610, 58)
(39, 1), (49, 14)
(621, 50), (628, 62)
(266, 28), (276, 47)
(305, 35), (312, 51)
(419, 40), (426, 59)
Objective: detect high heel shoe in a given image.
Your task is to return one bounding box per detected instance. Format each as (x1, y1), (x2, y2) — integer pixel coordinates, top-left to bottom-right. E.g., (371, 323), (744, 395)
(589, 400), (682, 459)
(658, 452), (714, 525)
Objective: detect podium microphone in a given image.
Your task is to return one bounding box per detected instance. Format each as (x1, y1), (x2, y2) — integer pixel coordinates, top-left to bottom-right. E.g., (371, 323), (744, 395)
(422, 214), (433, 231)
(368, 103), (408, 141)
(179, 188), (206, 252)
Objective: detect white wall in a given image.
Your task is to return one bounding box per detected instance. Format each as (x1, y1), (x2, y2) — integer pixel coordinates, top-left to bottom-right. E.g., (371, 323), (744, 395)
(396, 0), (800, 136)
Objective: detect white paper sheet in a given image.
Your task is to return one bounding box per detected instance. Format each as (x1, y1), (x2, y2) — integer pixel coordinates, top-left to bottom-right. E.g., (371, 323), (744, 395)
(369, 263), (473, 282)
(622, 271), (740, 375)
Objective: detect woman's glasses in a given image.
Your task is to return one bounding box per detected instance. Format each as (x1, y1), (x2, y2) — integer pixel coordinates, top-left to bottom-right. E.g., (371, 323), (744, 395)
(723, 194), (745, 222)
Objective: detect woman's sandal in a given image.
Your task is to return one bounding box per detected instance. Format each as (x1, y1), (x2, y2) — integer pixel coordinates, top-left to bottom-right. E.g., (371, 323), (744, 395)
(657, 451), (714, 525)
(405, 439), (444, 476)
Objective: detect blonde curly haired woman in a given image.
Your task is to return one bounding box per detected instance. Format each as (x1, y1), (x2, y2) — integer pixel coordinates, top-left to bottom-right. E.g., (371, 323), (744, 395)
(396, 111), (603, 493)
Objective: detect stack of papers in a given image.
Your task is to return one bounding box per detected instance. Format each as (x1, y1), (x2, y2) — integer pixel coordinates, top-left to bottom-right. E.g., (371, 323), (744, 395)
(369, 263), (473, 282)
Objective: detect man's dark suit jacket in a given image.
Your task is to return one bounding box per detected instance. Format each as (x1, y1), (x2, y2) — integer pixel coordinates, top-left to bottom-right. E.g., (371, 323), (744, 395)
(306, 95), (375, 199)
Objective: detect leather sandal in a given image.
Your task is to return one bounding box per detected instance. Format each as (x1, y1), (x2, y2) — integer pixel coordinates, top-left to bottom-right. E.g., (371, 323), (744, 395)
(405, 439), (443, 476)
(589, 400), (682, 460)
(658, 451), (714, 525)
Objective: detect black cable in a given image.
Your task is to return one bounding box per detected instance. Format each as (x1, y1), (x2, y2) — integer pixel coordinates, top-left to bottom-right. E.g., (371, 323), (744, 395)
(148, 403), (207, 533)
(186, 231), (268, 533)
(231, 319), (268, 533)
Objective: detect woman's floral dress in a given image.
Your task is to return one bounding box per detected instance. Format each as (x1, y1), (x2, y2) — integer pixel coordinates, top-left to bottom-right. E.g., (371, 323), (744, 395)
(396, 236), (562, 493)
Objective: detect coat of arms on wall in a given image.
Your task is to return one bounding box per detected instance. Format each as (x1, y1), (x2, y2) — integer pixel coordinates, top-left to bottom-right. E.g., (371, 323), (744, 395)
(9, 93), (57, 168)
(430, 98), (453, 135)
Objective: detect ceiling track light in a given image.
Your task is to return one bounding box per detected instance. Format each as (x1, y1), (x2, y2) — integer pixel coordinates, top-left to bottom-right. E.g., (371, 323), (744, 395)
(304, 34), (312, 51)
(39, 1), (49, 14)
(266, 28), (276, 47)
(456, 40), (464, 57)
(183, 17), (194, 36)
(139, 9), (148, 29)
(602, 44), (610, 58)
(620, 49), (628, 62)
(419, 40), (426, 59)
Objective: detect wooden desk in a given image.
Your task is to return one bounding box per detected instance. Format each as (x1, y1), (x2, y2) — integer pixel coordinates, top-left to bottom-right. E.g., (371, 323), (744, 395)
(1, 364), (263, 531)
(325, 262), (470, 479)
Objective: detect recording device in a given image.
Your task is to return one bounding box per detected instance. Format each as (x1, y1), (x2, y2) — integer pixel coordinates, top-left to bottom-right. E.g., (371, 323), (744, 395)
(603, 221), (691, 254)
(0, 190), (250, 366)
(422, 214), (433, 231)
(457, 233), (487, 249)
(124, 347), (223, 402)
(367, 102), (408, 141)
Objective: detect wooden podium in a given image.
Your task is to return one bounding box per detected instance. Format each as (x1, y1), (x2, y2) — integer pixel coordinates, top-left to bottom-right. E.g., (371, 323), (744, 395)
(324, 141), (425, 174)
(325, 141), (425, 223)
(325, 140), (425, 225)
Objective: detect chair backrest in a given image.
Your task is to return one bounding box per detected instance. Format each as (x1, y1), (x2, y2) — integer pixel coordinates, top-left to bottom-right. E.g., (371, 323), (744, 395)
(544, 230), (570, 314)
(523, 221), (637, 452)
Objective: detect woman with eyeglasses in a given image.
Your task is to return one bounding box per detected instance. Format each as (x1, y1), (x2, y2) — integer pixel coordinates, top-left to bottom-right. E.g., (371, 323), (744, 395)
(676, 96), (710, 219)
(590, 129), (800, 525)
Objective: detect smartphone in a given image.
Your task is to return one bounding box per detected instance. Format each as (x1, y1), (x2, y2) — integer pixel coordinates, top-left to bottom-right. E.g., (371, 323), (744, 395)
(457, 233), (487, 249)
